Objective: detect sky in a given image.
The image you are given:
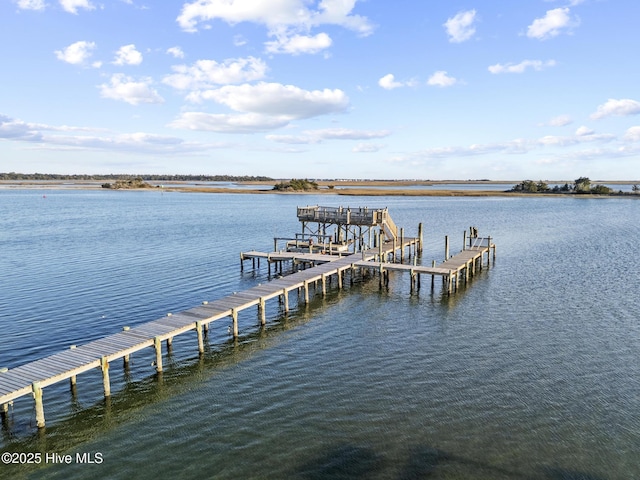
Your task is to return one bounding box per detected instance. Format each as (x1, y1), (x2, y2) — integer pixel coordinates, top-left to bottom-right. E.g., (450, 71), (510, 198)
(1, 0), (639, 180)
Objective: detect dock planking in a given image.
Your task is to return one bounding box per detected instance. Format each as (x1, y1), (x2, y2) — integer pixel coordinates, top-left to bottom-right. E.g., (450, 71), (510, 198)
(1, 207), (494, 430)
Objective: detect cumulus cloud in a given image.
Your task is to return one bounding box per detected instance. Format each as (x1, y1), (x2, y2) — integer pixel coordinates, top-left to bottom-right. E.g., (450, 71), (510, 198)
(16, 0), (46, 10)
(443, 9), (477, 43)
(623, 126), (640, 142)
(59, 0), (94, 14)
(265, 32), (332, 55)
(99, 74), (164, 105)
(169, 112), (289, 133)
(427, 71), (458, 87)
(193, 82), (349, 120)
(378, 74), (403, 90)
(113, 44), (143, 65)
(176, 0), (373, 38)
(590, 98), (640, 120)
(378, 73), (418, 90)
(55, 40), (96, 65)
(166, 46), (185, 59)
(163, 57), (267, 91)
(575, 126), (594, 136)
(488, 59), (556, 74)
(527, 7), (578, 40)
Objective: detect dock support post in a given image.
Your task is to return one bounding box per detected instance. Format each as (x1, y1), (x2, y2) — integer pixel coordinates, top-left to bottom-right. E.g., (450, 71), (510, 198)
(304, 281), (309, 305)
(445, 236), (450, 261)
(232, 309), (239, 338)
(337, 269), (343, 289)
(463, 230), (467, 251)
(260, 298), (266, 325)
(400, 228), (404, 263)
(32, 382), (45, 428)
(196, 321), (204, 354)
(431, 260), (436, 290)
(69, 345), (77, 387)
(122, 327), (131, 367)
(321, 275), (327, 296)
(282, 289), (289, 312)
(418, 223), (423, 254)
(487, 236), (492, 265)
(240, 253), (244, 272)
(154, 337), (163, 372)
(101, 356), (111, 397)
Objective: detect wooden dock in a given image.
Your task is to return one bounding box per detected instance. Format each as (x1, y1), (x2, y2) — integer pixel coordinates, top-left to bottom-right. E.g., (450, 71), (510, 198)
(0, 207), (494, 430)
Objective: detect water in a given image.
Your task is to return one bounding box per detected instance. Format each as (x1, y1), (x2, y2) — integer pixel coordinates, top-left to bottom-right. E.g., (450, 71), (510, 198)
(0, 190), (639, 479)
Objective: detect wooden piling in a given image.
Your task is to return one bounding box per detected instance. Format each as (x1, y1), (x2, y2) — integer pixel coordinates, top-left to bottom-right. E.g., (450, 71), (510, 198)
(69, 345), (77, 387)
(259, 298), (266, 324)
(400, 228), (404, 263)
(445, 235), (450, 261)
(101, 356), (110, 397)
(196, 321), (204, 353)
(154, 337), (163, 372)
(32, 382), (45, 428)
(232, 309), (239, 337)
(418, 223), (423, 254)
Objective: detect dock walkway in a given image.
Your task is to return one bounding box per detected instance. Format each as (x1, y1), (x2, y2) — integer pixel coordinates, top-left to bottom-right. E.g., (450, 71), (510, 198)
(0, 206), (495, 431)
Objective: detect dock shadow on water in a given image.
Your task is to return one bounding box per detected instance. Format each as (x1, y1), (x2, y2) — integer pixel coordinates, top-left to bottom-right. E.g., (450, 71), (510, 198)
(293, 443), (609, 480)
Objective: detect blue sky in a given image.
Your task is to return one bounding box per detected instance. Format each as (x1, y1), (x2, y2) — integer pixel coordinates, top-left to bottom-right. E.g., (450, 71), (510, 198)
(1, 0), (639, 180)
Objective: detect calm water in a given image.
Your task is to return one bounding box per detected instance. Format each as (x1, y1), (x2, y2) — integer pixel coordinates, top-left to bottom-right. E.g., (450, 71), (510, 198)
(0, 191), (639, 479)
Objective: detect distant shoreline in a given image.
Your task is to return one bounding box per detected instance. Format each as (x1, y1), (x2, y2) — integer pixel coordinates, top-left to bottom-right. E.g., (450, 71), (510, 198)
(1, 179), (638, 197)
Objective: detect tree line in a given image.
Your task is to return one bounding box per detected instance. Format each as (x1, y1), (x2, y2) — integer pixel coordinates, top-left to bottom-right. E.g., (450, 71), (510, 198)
(510, 177), (639, 195)
(0, 173), (273, 182)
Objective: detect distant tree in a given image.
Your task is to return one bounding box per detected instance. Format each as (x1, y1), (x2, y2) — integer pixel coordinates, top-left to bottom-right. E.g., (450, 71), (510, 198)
(574, 177), (591, 193)
(632, 184), (640, 193)
(590, 184), (613, 194)
(510, 180), (550, 193)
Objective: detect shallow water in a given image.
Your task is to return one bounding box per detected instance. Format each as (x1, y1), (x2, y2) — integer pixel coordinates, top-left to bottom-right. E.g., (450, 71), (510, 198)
(0, 191), (639, 479)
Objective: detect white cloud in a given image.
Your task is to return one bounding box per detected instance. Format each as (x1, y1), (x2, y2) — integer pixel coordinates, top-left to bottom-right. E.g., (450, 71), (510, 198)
(193, 82), (349, 120)
(176, 0), (373, 37)
(378, 74), (404, 90)
(443, 9), (477, 43)
(1, 113), (219, 154)
(488, 59), (556, 74)
(59, 0), (94, 14)
(267, 128), (391, 144)
(353, 143), (384, 153)
(590, 98), (640, 120)
(427, 71), (458, 87)
(99, 74), (164, 105)
(547, 114), (573, 127)
(54, 40), (96, 65)
(390, 129), (618, 164)
(166, 46), (185, 59)
(113, 44), (143, 66)
(163, 57), (267, 91)
(623, 126), (640, 142)
(16, 0), (46, 10)
(527, 8), (577, 40)
(575, 126), (594, 136)
(378, 73), (419, 90)
(265, 32), (332, 55)
(169, 112), (289, 133)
